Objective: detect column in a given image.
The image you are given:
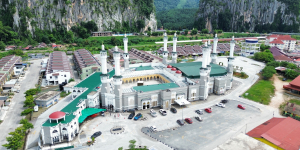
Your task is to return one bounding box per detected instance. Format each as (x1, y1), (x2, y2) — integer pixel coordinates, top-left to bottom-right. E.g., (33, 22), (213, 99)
(207, 40), (212, 69)
(100, 44), (110, 106)
(211, 34), (218, 64)
(162, 32), (169, 65)
(199, 42), (209, 100)
(123, 34), (129, 69)
(226, 36), (235, 90)
(172, 33), (177, 63)
(113, 47), (123, 112)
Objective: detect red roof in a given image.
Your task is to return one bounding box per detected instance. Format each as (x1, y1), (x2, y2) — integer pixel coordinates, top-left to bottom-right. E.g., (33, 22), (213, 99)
(171, 68), (177, 71)
(289, 75), (300, 88)
(270, 39), (284, 44)
(49, 111), (65, 119)
(248, 117), (300, 150)
(176, 70), (182, 74)
(278, 35), (296, 41)
(167, 65), (172, 68)
(266, 34), (279, 39)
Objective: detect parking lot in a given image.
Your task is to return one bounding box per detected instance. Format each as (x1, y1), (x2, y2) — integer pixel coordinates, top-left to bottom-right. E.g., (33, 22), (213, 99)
(142, 100), (260, 150)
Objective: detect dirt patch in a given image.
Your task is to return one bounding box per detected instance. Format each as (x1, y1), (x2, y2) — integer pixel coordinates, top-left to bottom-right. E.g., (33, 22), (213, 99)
(269, 74), (291, 108)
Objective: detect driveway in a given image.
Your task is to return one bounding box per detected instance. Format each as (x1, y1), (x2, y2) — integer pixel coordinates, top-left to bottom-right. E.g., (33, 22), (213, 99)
(0, 59), (41, 150)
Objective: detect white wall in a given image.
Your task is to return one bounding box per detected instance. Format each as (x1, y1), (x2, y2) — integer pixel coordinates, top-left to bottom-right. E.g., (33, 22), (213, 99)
(46, 72), (71, 85)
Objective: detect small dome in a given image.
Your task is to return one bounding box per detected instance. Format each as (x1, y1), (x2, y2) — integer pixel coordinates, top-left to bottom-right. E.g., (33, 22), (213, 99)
(49, 111), (66, 120)
(176, 70), (182, 74)
(167, 65), (172, 68)
(171, 68), (177, 71)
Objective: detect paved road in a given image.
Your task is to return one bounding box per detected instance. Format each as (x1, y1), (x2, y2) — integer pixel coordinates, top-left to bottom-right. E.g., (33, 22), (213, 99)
(0, 59), (41, 150)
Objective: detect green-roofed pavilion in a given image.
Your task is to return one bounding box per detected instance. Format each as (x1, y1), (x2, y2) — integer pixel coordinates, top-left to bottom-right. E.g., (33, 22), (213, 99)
(169, 62), (227, 78)
(133, 83), (179, 92)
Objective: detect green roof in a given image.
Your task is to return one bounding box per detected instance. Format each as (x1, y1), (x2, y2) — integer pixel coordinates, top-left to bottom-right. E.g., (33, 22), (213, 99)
(169, 62), (227, 78)
(133, 83), (179, 92)
(135, 66), (154, 71)
(78, 108), (106, 123)
(43, 70), (115, 127)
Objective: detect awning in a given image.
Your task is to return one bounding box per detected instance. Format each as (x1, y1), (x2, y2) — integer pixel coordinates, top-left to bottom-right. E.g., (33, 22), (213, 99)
(78, 108), (106, 123)
(175, 98), (191, 106)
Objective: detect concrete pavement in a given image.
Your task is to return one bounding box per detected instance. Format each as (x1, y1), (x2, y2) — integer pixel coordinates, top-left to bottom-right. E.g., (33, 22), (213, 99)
(0, 59), (41, 150)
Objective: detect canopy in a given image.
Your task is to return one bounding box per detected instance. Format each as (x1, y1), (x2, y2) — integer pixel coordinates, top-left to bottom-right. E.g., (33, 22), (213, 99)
(175, 98), (191, 106)
(78, 108), (106, 123)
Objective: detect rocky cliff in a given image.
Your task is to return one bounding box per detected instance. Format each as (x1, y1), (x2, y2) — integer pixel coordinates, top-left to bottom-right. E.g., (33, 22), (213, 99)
(196, 0), (299, 32)
(5, 0), (156, 33)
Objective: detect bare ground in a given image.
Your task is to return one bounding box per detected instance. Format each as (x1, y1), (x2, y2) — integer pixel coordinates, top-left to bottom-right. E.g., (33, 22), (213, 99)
(269, 74), (290, 108)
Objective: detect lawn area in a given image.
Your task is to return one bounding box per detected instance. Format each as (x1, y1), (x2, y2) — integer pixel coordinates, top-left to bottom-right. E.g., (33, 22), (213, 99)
(242, 79), (275, 105)
(289, 99), (300, 105)
(278, 76), (293, 82)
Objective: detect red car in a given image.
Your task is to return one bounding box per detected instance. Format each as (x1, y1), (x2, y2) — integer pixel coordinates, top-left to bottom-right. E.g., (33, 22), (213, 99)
(205, 108), (212, 113)
(185, 118), (193, 124)
(238, 104), (245, 110)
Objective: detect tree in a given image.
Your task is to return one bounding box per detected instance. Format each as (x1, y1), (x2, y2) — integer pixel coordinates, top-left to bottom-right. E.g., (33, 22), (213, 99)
(24, 88), (40, 96)
(129, 139), (136, 150)
(20, 119), (33, 130)
(184, 29), (188, 35)
(23, 95), (35, 108)
(2, 131), (24, 150)
(286, 63), (297, 69)
(191, 29), (198, 35)
(262, 66), (276, 80)
(201, 29), (209, 34)
(68, 78), (75, 83)
(0, 41), (5, 51)
(118, 147), (123, 150)
(21, 108), (34, 116)
(266, 61), (280, 68)
(280, 61), (289, 67)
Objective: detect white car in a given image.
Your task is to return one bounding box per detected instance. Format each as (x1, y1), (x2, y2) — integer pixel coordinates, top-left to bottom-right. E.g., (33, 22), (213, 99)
(150, 126), (157, 132)
(150, 109), (155, 113)
(150, 111), (157, 117)
(159, 109), (167, 116)
(216, 103), (225, 108)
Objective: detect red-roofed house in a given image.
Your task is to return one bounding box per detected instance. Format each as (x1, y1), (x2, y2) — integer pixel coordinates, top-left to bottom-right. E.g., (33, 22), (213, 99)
(247, 117), (300, 150)
(266, 35), (296, 51)
(283, 75), (300, 96)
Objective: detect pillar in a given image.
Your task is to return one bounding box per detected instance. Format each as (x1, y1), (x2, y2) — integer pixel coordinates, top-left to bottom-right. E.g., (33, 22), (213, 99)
(226, 36), (235, 90)
(211, 34), (218, 64)
(207, 40), (212, 71)
(123, 33), (129, 69)
(172, 33), (177, 63)
(199, 42), (209, 100)
(100, 44), (110, 106)
(163, 32), (168, 65)
(113, 46), (123, 112)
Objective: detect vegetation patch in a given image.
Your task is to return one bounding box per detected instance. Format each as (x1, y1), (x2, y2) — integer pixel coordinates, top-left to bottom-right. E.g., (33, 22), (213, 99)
(233, 71), (248, 79)
(289, 99), (300, 106)
(243, 79), (275, 105)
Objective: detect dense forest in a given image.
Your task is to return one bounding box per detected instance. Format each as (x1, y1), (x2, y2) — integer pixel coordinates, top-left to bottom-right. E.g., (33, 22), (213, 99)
(155, 0), (199, 30)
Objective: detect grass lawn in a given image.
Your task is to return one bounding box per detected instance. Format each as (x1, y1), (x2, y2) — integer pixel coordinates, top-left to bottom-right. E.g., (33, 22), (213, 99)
(289, 99), (300, 105)
(242, 79), (275, 105)
(278, 76), (293, 82)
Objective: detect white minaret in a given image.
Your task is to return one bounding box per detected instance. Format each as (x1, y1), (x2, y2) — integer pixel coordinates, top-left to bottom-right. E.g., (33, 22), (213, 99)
(113, 46), (122, 112)
(162, 32), (169, 65)
(226, 36), (235, 90)
(207, 40), (212, 68)
(172, 33), (177, 63)
(123, 33), (129, 69)
(211, 34), (218, 64)
(199, 42), (209, 100)
(100, 44), (110, 107)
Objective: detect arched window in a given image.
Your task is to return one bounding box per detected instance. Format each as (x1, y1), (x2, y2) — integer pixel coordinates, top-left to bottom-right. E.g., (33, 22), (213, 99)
(74, 122), (76, 125)
(77, 90), (80, 92)
(62, 128), (67, 131)
(53, 130), (58, 133)
(71, 125), (73, 128)
(73, 90), (76, 92)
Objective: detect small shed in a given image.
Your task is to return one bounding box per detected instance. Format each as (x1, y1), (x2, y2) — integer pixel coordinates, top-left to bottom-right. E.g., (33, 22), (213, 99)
(35, 91), (61, 107)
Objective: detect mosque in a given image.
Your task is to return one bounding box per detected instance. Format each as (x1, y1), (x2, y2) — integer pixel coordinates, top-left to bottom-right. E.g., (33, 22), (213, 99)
(40, 33), (236, 145)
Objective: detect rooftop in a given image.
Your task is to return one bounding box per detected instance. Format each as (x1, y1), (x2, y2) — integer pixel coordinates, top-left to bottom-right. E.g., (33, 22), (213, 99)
(73, 49), (100, 70)
(43, 70), (115, 127)
(289, 75), (300, 88)
(36, 91), (61, 101)
(133, 83), (179, 92)
(169, 62), (227, 78)
(88, 91), (98, 96)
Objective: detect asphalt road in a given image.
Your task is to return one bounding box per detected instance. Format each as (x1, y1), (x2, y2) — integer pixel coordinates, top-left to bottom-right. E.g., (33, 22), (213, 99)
(0, 59), (41, 150)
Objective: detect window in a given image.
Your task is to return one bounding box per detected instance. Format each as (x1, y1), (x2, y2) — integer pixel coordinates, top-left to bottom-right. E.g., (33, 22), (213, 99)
(86, 70), (88, 72)
(50, 76), (52, 79)
(86, 74), (88, 76)
(64, 75), (66, 77)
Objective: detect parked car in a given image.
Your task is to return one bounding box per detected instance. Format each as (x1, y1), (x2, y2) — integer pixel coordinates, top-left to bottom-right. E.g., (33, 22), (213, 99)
(150, 109), (155, 113)
(185, 118), (193, 124)
(282, 78), (287, 81)
(159, 109), (167, 116)
(177, 119), (184, 126)
(195, 116), (202, 122)
(150, 111), (157, 117)
(100, 111), (105, 116)
(91, 131), (102, 139)
(195, 109), (203, 115)
(16, 90), (20, 93)
(150, 126), (157, 132)
(134, 113), (142, 120)
(216, 103), (226, 108)
(221, 99), (228, 104)
(238, 104), (245, 110)
(128, 113), (135, 119)
(205, 108), (212, 113)
(170, 108), (177, 113)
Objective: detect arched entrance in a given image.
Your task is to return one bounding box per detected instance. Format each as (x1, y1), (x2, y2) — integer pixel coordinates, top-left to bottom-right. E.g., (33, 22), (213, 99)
(147, 102), (150, 109)
(165, 101), (169, 109)
(143, 102), (146, 109)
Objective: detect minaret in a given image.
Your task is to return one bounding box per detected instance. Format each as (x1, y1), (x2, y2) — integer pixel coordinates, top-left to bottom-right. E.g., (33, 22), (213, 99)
(162, 32), (169, 65)
(207, 40), (212, 70)
(211, 34), (218, 64)
(113, 46), (123, 112)
(100, 44), (110, 107)
(172, 33), (177, 63)
(199, 42), (209, 100)
(123, 33), (129, 69)
(226, 36), (235, 89)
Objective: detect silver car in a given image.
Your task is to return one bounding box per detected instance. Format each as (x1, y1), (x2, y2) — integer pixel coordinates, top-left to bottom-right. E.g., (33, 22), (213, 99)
(150, 111), (157, 117)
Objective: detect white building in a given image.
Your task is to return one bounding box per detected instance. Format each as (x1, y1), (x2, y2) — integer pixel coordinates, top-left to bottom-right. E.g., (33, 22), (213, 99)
(265, 35), (296, 51)
(46, 72), (71, 85)
(35, 91), (61, 107)
(13, 63), (25, 76)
